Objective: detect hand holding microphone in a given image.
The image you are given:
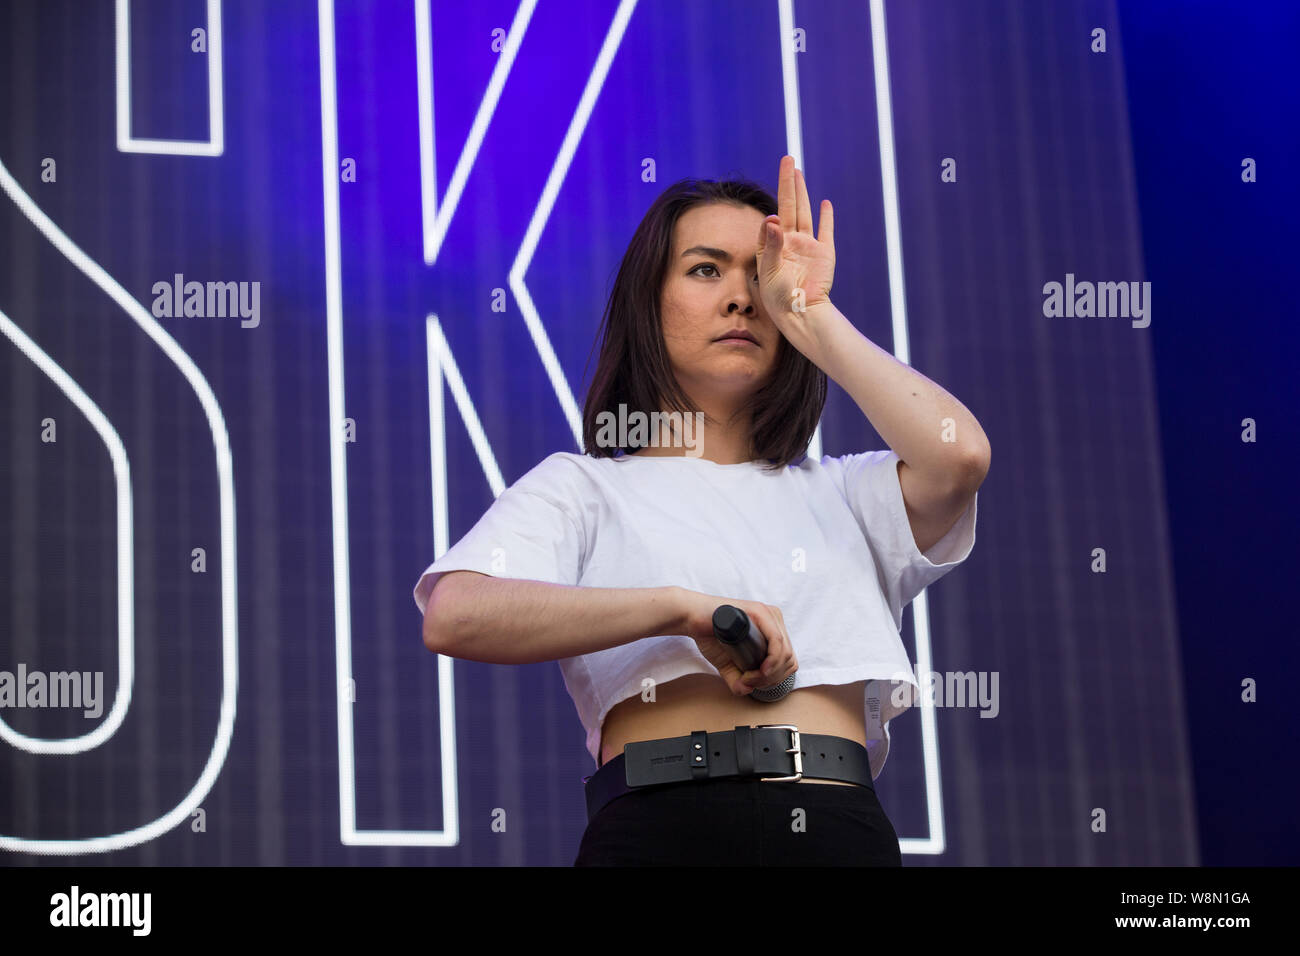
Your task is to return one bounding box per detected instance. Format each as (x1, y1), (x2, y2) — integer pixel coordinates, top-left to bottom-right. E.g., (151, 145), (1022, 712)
(677, 590), (798, 698)
(711, 605), (797, 701)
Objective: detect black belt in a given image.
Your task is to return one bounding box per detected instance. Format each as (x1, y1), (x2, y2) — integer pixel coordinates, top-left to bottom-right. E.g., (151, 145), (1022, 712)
(582, 724), (874, 823)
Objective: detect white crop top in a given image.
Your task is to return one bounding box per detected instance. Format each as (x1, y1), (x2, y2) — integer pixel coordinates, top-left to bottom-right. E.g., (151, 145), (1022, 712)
(412, 449), (978, 780)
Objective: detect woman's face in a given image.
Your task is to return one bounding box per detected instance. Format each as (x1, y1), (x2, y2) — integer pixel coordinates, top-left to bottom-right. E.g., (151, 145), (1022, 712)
(659, 202), (782, 410)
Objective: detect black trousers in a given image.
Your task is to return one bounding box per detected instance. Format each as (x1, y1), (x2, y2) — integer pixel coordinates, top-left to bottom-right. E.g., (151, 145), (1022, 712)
(574, 774), (902, 866)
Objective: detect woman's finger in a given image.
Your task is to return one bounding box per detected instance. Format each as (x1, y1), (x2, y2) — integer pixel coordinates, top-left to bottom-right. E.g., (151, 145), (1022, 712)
(818, 198), (834, 249)
(770, 606), (797, 680)
(760, 218), (783, 280)
(778, 155), (796, 232)
(765, 607), (785, 671)
(795, 167), (814, 236)
(762, 605), (794, 684)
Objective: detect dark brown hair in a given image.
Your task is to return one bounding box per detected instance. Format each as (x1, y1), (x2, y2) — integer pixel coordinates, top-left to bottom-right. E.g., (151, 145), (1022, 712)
(581, 176), (827, 472)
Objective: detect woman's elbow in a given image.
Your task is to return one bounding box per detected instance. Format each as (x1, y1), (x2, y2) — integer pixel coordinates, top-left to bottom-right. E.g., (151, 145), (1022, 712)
(422, 609), (448, 655)
(421, 572), (476, 654)
(422, 600), (457, 655)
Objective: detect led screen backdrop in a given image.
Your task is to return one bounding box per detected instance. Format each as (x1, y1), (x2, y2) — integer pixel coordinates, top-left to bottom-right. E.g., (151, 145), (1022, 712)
(1, 0), (1293, 866)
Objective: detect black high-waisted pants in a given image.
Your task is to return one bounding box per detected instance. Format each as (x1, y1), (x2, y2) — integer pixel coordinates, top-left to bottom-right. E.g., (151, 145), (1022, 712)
(574, 775), (903, 866)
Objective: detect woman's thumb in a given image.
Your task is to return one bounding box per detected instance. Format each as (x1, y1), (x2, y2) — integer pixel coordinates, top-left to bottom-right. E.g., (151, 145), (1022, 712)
(759, 218), (782, 268)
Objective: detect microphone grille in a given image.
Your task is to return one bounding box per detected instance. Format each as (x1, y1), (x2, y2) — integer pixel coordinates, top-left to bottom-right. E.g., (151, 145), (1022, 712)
(749, 673), (796, 702)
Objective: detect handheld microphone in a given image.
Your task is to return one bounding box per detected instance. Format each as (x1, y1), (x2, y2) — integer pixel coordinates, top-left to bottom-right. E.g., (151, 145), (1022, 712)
(712, 605), (796, 702)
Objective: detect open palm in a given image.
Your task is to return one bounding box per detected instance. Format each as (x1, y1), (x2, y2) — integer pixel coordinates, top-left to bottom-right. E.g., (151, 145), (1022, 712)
(755, 155), (836, 346)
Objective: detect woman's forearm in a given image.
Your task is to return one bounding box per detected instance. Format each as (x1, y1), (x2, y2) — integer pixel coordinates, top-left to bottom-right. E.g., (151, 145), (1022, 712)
(423, 572), (685, 665)
(804, 301), (990, 481)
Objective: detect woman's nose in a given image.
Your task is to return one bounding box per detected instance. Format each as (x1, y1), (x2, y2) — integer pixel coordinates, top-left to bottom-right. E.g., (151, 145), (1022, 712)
(728, 286), (756, 314)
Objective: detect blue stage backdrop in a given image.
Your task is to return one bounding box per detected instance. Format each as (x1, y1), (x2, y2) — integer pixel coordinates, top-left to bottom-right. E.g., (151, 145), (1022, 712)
(0, 0), (1293, 866)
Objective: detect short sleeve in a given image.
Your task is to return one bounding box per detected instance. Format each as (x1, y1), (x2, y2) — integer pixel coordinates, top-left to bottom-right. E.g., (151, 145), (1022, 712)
(412, 481), (586, 618)
(830, 449), (978, 631)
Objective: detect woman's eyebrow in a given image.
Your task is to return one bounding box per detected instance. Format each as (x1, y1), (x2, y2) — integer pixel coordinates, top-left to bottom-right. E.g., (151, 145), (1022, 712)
(680, 245), (755, 265)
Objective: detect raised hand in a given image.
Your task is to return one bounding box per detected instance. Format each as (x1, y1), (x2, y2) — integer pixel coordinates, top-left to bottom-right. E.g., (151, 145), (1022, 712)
(754, 155), (836, 357)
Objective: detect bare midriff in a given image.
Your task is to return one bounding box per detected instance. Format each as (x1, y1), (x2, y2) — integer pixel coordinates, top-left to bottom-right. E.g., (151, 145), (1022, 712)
(599, 673), (869, 786)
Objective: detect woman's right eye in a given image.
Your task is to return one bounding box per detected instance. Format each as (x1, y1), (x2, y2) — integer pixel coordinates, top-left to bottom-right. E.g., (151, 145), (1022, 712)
(689, 264), (719, 278)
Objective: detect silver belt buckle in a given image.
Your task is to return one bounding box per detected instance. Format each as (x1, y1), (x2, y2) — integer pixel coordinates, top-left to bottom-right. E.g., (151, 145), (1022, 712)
(755, 723), (802, 782)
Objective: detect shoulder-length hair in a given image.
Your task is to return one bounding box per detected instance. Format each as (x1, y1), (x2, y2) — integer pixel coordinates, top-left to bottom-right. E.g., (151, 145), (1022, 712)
(581, 176), (827, 472)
